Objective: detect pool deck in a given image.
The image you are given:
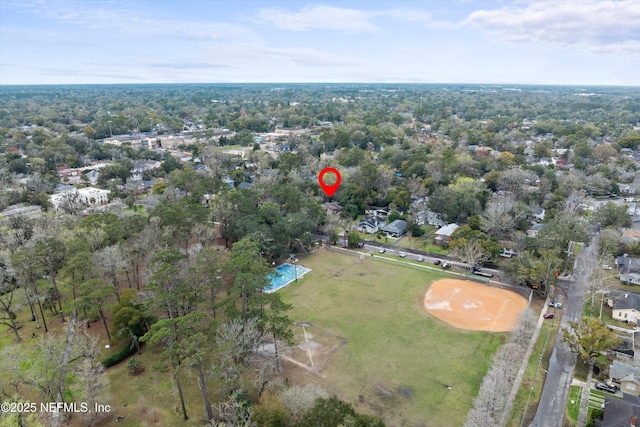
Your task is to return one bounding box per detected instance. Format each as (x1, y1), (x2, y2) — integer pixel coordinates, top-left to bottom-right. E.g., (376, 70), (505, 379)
(264, 263), (311, 293)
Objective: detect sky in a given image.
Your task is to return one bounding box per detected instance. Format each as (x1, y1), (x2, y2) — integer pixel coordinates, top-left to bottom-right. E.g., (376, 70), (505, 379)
(1, 0), (639, 86)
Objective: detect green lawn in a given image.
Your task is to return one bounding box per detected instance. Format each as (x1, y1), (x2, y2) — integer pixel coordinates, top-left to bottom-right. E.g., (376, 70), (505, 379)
(566, 385), (582, 425)
(279, 249), (503, 427)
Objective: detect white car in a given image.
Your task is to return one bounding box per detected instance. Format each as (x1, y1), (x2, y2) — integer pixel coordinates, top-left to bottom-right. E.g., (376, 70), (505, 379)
(378, 248), (386, 254)
(398, 252), (407, 258)
(602, 265), (613, 270)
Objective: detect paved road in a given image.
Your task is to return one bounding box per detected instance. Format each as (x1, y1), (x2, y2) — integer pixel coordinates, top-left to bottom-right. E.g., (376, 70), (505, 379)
(531, 241), (595, 427)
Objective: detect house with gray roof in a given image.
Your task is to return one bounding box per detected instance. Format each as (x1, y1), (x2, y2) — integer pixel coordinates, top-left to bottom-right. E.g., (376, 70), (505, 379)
(435, 223), (459, 244)
(596, 395), (640, 427)
(357, 216), (385, 234)
(381, 219), (407, 238)
(608, 291), (640, 323)
(611, 360), (640, 384)
(618, 254), (640, 274)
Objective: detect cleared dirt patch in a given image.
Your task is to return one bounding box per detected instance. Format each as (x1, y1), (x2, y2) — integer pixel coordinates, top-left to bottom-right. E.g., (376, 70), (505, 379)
(424, 279), (528, 332)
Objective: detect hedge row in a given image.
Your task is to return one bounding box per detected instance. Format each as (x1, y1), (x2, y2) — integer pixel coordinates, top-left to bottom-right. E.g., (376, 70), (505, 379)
(102, 341), (137, 368)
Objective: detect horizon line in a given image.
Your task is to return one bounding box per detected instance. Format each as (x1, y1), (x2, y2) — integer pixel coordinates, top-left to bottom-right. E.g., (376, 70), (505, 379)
(1, 82), (640, 88)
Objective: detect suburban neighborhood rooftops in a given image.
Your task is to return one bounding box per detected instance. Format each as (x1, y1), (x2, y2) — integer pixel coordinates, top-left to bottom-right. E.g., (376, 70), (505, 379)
(381, 219), (407, 235)
(610, 360), (640, 382)
(610, 291), (640, 311)
(435, 223), (459, 237)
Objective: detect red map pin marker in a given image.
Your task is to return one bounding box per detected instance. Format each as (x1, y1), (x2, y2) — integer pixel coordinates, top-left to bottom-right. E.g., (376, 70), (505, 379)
(318, 167), (341, 197)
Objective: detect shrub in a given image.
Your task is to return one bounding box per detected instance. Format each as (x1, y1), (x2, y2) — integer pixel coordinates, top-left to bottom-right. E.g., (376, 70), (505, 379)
(102, 340), (137, 368)
(127, 357), (145, 375)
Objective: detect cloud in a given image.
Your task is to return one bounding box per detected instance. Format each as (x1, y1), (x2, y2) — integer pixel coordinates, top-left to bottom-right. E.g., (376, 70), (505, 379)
(255, 4), (459, 32)
(140, 61), (235, 70)
(256, 5), (377, 32)
(464, 0), (640, 54)
(5, 0), (258, 43)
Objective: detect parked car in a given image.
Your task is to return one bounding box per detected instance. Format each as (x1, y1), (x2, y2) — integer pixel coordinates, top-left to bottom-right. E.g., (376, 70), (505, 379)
(378, 248), (385, 254)
(441, 262), (451, 269)
(543, 313), (554, 319)
(433, 259), (442, 265)
(549, 302), (563, 309)
(398, 252), (407, 258)
(417, 256), (424, 262)
(602, 265), (613, 270)
(595, 383), (617, 393)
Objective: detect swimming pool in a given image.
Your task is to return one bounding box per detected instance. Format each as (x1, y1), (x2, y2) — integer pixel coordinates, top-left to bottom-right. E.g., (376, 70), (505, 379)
(264, 263), (311, 293)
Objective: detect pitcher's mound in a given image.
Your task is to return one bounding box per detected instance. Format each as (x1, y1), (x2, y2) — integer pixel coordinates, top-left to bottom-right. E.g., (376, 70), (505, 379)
(424, 279), (528, 332)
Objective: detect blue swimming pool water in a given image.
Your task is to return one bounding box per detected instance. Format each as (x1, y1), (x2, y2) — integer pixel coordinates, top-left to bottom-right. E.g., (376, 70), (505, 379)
(264, 263), (311, 293)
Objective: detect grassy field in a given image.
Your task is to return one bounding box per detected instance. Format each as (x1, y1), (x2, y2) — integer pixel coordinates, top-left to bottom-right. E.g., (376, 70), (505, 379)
(279, 249), (504, 427)
(393, 227), (450, 255)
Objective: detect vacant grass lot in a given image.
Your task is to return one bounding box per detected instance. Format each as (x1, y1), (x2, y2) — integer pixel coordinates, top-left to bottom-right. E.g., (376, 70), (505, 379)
(280, 249), (504, 427)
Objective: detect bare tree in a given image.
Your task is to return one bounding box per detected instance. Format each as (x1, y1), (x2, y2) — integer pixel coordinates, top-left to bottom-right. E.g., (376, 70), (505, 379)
(279, 384), (329, 422)
(450, 239), (490, 270)
(480, 196), (526, 240)
(93, 245), (126, 301)
(56, 190), (84, 215)
(73, 358), (111, 426)
(466, 312), (533, 427)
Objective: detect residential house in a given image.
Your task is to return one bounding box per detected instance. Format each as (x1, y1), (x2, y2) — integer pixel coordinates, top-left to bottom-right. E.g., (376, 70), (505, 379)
(596, 395), (640, 427)
(366, 206), (390, 219)
(77, 187), (110, 205)
(85, 170), (99, 184)
(415, 208), (446, 228)
(617, 254), (640, 274)
(381, 219), (407, 238)
(434, 223), (459, 245)
(622, 274), (640, 286)
(534, 207), (546, 221)
(621, 375), (640, 397)
(1, 204), (42, 218)
(322, 202), (344, 217)
(527, 223), (545, 238)
(610, 360), (640, 385)
(608, 291), (640, 323)
(356, 216), (385, 234)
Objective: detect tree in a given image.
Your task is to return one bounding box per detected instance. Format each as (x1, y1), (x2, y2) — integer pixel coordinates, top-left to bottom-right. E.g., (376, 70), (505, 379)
(34, 238), (67, 322)
(141, 312), (216, 422)
(0, 257), (21, 341)
(480, 196), (527, 240)
(76, 279), (114, 345)
(93, 245), (126, 301)
(112, 289), (151, 343)
(192, 246), (226, 315)
(73, 357), (111, 426)
(11, 249), (48, 332)
(591, 202), (631, 229)
(55, 190), (84, 215)
(450, 238), (490, 270)
(146, 249), (200, 319)
(562, 317), (622, 366)
(296, 395), (385, 427)
(505, 249), (563, 298)
(259, 293), (293, 373)
(225, 238), (269, 320)
(347, 231), (363, 248)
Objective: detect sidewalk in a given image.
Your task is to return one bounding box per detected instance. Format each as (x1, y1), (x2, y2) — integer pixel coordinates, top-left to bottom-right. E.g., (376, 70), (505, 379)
(576, 367), (593, 427)
(499, 296), (549, 426)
